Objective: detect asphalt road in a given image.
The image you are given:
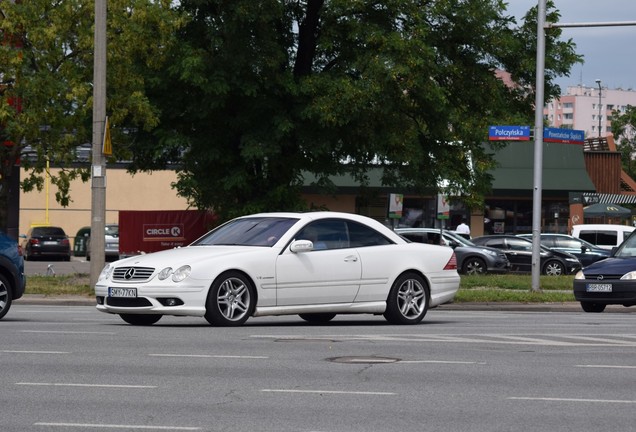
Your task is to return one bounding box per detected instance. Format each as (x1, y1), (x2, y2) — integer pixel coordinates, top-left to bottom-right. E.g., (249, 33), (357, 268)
(3, 306), (636, 432)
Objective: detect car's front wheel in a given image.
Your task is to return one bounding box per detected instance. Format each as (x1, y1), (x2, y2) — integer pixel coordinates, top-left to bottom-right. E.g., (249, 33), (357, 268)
(205, 271), (255, 327)
(462, 257), (486, 275)
(298, 313), (336, 323)
(543, 260), (565, 276)
(580, 302), (606, 313)
(0, 274), (13, 320)
(383, 272), (429, 325)
(119, 313), (162, 325)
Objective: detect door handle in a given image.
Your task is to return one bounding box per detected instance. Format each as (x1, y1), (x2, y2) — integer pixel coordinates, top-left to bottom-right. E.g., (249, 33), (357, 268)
(344, 255), (358, 262)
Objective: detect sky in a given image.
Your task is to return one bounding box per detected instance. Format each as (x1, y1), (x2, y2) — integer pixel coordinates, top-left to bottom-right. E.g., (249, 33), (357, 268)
(504, 0), (636, 92)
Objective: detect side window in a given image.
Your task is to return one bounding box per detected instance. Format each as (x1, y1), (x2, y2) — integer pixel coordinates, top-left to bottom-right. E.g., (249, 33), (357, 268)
(347, 221), (392, 248)
(295, 219), (349, 250)
(541, 237), (556, 248)
(593, 230), (617, 247)
(508, 239), (532, 251)
(400, 233), (427, 244)
(484, 239), (505, 249)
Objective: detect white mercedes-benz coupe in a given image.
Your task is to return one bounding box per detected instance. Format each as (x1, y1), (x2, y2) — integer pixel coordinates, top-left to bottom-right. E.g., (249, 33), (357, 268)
(95, 212), (459, 326)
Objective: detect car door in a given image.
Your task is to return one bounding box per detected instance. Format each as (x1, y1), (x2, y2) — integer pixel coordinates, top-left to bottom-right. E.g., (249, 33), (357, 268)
(505, 238), (533, 272)
(275, 219), (361, 306)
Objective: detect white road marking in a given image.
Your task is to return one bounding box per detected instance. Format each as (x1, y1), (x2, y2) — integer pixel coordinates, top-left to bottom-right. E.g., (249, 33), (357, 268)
(262, 389), (396, 395)
(20, 330), (116, 335)
(149, 354), (268, 359)
(17, 382), (156, 389)
(509, 397), (636, 404)
(33, 423), (200, 430)
(576, 364), (636, 369)
(400, 360), (487, 364)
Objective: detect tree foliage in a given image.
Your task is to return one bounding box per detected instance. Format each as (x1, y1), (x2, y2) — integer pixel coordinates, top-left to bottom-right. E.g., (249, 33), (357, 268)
(0, 0), (183, 230)
(129, 0), (581, 221)
(611, 105), (636, 179)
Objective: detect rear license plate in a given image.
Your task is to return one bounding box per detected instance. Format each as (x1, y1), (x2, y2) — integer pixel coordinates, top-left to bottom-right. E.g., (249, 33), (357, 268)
(43, 241), (58, 245)
(108, 287), (137, 297)
(586, 283), (612, 293)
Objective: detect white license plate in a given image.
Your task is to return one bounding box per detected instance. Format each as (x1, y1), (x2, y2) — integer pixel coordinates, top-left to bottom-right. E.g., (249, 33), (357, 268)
(43, 241), (58, 245)
(108, 287), (137, 298)
(586, 283), (612, 293)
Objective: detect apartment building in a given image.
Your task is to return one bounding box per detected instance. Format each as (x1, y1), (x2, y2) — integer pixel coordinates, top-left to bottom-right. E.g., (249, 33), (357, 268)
(545, 84), (636, 138)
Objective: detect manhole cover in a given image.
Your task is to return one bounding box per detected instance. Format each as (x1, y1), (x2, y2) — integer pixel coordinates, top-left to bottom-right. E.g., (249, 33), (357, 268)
(328, 356), (400, 364)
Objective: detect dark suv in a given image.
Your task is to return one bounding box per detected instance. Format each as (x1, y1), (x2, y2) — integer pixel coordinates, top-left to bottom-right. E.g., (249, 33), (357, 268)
(0, 232), (26, 319)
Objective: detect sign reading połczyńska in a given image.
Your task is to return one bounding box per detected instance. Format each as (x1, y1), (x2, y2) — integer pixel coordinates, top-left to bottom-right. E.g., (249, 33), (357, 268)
(488, 125), (530, 141)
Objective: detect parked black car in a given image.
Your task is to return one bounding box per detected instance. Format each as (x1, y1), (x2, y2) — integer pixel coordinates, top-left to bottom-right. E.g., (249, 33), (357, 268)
(396, 228), (510, 275)
(21, 226), (71, 261)
(0, 231), (26, 319)
(471, 235), (581, 275)
(517, 233), (611, 267)
(574, 230), (636, 313)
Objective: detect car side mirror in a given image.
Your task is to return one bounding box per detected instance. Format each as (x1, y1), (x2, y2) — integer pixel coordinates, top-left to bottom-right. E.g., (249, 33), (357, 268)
(580, 245), (588, 253)
(290, 239), (314, 253)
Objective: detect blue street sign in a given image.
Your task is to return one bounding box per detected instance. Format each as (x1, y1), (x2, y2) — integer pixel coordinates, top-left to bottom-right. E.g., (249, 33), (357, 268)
(543, 127), (585, 144)
(488, 125), (530, 141)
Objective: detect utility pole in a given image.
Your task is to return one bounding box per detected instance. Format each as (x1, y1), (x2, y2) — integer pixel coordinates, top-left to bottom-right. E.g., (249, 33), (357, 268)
(90, 0), (107, 287)
(596, 79), (602, 138)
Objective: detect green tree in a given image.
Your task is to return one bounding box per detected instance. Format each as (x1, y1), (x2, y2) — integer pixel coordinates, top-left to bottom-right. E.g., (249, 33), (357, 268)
(0, 0), (184, 231)
(611, 105), (636, 179)
(130, 0), (580, 222)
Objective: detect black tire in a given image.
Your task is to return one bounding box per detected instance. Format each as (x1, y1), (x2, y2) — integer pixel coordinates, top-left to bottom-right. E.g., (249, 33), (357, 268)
(204, 271), (255, 327)
(383, 272), (429, 325)
(543, 260), (565, 276)
(0, 273), (13, 320)
(462, 257), (487, 275)
(580, 302), (606, 313)
(299, 313), (336, 323)
(119, 314), (162, 325)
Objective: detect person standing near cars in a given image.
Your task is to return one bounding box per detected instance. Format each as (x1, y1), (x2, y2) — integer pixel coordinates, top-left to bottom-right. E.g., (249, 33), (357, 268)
(456, 217), (470, 236)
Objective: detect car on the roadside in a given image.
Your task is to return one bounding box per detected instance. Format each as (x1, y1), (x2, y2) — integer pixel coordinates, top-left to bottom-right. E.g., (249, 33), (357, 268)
(86, 224), (120, 262)
(0, 231), (26, 319)
(574, 230), (636, 313)
(517, 233), (610, 267)
(95, 212), (460, 326)
(21, 226), (71, 261)
(471, 234), (581, 275)
(395, 228), (510, 275)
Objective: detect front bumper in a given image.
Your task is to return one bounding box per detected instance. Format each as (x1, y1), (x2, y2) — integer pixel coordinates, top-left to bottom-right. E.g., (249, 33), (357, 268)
(573, 279), (636, 305)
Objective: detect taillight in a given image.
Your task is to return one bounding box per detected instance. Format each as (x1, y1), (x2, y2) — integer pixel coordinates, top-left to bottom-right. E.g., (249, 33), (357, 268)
(29, 238), (40, 245)
(61, 239), (70, 246)
(443, 252), (457, 270)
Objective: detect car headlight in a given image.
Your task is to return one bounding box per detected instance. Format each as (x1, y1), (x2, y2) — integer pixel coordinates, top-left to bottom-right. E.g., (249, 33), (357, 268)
(158, 267), (173, 281)
(565, 258), (580, 263)
(574, 270), (585, 279)
(98, 264), (113, 282)
(172, 265), (191, 282)
(620, 271), (636, 280)
(481, 249), (497, 257)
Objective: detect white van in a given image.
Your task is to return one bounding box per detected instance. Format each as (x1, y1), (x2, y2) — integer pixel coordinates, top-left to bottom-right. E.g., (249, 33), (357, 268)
(571, 224), (635, 250)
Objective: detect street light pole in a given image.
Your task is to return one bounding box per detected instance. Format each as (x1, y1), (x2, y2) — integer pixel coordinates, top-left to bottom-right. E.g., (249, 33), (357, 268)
(596, 78), (602, 138)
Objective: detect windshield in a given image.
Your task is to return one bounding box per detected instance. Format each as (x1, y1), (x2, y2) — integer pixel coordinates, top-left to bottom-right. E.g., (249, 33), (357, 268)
(614, 231), (636, 257)
(105, 225), (119, 237)
(444, 231), (475, 247)
(192, 217), (299, 247)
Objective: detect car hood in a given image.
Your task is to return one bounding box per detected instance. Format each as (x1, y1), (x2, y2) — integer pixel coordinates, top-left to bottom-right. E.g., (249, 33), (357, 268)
(582, 257), (636, 276)
(112, 245), (272, 268)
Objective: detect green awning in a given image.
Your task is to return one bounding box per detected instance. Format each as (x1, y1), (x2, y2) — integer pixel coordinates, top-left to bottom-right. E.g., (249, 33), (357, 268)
(487, 141), (596, 192)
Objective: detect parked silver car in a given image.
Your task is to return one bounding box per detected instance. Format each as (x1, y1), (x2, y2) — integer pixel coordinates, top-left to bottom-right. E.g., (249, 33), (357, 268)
(87, 224), (119, 262)
(395, 228), (510, 275)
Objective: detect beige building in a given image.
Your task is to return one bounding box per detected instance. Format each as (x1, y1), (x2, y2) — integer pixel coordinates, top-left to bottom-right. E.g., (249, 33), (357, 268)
(19, 166), (357, 244)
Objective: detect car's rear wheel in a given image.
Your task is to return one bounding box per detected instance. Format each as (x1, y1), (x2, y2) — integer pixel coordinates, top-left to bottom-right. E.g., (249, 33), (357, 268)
(205, 271), (255, 327)
(298, 313), (336, 323)
(580, 302), (606, 313)
(462, 257), (486, 275)
(383, 272), (429, 325)
(119, 313), (162, 325)
(0, 274), (13, 320)
(543, 260), (565, 276)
